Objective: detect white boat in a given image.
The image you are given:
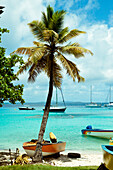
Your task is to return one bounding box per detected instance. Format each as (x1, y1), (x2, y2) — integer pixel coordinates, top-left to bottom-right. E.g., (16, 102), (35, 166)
(86, 86), (101, 108)
(43, 88), (66, 112)
(85, 102), (101, 108)
(104, 86), (113, 108)
(101, 145), (113, 169)
(81, 125), (113, 139)
(106, 102), (113, 108)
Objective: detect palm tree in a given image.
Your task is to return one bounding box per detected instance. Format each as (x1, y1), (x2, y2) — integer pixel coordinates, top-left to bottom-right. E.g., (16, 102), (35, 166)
(12, 5), (93, 162)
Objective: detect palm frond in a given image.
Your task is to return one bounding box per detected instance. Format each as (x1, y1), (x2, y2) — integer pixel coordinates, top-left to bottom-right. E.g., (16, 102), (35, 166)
(47, 5), (54, 21)
(66, 59), (85, 82)
(11, 47), (33, 56)
(58, 29), (86, 44)
(42, 12), (48, 28)
(58, 45), (93, 58)
(28, 64), (38, 82)
(33, 41), (45, 47)
(29, 47), (46, 63)
(43, 56), (62, 88)
(43, 30), (58, 43)
(56, 51), (85, 82)
(49, 10), (66, 33)
(56, 52), (75, 81)
(28, 53), (50, 82)
(53, 61), (62, 88)
(17, 60), (32, 76)
(28, 20), (46, 42)
(59, 27), (69, 40)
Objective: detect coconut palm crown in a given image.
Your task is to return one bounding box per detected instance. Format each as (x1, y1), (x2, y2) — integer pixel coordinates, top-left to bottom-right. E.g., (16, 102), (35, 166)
(12, 5), (93, 162)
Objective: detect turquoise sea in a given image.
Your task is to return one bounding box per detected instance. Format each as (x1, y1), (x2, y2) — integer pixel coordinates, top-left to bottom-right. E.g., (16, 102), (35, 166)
(0, 103), (112, 154)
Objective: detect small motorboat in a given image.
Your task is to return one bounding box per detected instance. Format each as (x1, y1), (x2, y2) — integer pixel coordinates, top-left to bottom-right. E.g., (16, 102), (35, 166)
(19, 107), (35, 110)
(81, 125), (113, 139)
(101, 145), (113, 170)
(23, 132), (66, 157)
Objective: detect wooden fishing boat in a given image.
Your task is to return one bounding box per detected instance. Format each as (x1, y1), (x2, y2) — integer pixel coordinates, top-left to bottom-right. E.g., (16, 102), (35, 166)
(81, 125), (113, 139)
(19, 107), (35, 110)
(101, 145), (113, 170)
(23, 139), (66, 157)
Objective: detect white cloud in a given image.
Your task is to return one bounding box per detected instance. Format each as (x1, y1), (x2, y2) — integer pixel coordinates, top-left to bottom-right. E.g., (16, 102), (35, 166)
(84, 0), (99, 11)
(1, 0), (113, 102)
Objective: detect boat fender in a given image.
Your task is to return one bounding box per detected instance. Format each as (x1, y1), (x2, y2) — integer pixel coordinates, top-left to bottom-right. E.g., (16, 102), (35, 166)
(49, 132), (57, 143)
(86, 125), (92, 129)
(68, 153), (81, 158)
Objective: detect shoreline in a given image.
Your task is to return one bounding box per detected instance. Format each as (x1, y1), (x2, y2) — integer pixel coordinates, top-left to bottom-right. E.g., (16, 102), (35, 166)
(0, 149), (103, 167)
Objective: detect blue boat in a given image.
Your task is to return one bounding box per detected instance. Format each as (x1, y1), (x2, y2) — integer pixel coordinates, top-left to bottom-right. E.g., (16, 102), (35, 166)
(81, 125), (113, 139)
(101, 145), (113, 170)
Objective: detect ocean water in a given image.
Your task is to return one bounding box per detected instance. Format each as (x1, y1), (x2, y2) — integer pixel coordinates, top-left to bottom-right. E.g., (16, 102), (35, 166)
(0, 103), (113, 154)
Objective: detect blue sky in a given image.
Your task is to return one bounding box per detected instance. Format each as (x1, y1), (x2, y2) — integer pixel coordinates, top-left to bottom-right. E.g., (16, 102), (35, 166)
(1, 0), (113, 103)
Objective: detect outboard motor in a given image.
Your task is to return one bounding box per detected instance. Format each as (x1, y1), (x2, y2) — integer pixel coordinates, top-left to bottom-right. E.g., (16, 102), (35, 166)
(86, 125), (92, 129)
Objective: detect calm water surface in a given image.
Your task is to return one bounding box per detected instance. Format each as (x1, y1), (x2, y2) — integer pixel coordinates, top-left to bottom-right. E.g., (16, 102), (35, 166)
(0, 104), (112, 154)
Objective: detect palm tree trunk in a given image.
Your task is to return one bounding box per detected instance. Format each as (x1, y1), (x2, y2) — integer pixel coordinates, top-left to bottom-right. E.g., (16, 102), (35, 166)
(32, 54), (54, 162)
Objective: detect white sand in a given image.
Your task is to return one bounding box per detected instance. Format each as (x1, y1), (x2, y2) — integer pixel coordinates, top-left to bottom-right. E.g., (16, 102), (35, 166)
(45, 152), (103, 167)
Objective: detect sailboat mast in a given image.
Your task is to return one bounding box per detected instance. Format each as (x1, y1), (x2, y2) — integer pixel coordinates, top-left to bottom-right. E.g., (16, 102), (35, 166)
(56, 87), (58, 106)
(90, 85), (92, 103)
(60, 88), (66, 108)
(109, 86), (111, 103)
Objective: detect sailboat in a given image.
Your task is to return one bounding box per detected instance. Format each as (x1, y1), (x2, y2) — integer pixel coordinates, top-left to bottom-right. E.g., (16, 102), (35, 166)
(85, 86), (101, 108)
(104, 86), (113, 108)
(43, 88), (66, 112)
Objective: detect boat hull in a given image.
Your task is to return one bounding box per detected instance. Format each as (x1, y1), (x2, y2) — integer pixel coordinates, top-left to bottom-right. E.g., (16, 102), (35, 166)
(85, 104), (101, 108)
(23, 141), (66, 157)
(43, 107), (66, 112)
(81, 129), (113, 139)
(19, 107), (35, 110)
(102, 145), (113, 170)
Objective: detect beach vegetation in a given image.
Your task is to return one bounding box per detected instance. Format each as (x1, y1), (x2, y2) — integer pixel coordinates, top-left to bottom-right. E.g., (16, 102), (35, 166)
(12, 5), (93, 162)
(0, 164), (98, 170)
(0, 7), (25, 107)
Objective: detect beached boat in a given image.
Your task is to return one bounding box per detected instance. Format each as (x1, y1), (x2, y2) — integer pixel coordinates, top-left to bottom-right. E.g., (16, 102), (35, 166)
(23, 139), (66, 157)
(43, 88), (66, 112)
(81, 125), (113, 139)
(101, 145), (113, 170)
(19, 107), (35, 110)
(85, 86), (101, 108)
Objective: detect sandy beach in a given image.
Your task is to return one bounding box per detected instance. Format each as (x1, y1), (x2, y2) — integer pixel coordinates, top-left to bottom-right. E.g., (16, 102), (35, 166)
(0, 149), (103, 167)
(43, 151), (103, 167)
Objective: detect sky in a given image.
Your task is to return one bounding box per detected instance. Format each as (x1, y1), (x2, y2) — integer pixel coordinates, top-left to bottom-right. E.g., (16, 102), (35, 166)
(1, 0), (113, 103)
